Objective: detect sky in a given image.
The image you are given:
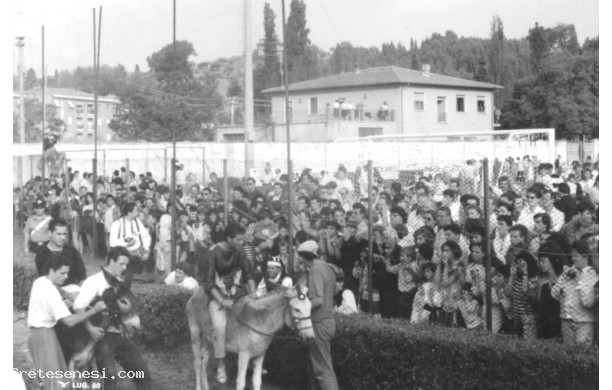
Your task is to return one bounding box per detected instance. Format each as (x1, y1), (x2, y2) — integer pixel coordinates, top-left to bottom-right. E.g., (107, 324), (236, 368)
(11, 0), (600, 75)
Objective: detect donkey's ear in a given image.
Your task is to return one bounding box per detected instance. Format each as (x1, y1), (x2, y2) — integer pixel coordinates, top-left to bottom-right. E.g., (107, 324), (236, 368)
(101, 267), (120, 289)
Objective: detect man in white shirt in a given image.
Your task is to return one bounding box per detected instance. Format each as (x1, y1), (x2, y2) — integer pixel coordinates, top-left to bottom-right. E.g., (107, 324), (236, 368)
(164, 261), (199, 291)
(28, 256), (106, 390)
(109, 202), (151, 263)
(74, 247), (152, 390)
(493, 215), (512, 262)
(517, 187), (545, 231)
(540, 189), (564, 232)
(334, 165), (354, 195)
(104, 195), (121, 251)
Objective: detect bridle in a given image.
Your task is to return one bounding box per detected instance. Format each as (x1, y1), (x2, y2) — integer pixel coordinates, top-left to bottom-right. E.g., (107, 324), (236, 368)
(226, 287), (313, 338)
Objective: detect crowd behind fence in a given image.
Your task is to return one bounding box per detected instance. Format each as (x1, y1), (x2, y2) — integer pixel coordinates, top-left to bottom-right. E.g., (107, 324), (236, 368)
(14, 152), (599, 347)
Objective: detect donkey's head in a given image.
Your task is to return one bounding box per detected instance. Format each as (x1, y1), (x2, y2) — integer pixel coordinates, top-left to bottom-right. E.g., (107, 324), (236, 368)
(100, 267), (141, 336)
(271, 283), (314, 340)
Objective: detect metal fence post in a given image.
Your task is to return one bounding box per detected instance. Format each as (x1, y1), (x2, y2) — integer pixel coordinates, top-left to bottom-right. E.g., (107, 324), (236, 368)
(202, 147), (206, 185)
(126, 158), (131, 201)
(223, 159), (229, 226)
(287, 160), (294, 278)
(164, 148), (168, 183)
(483, 158), (493, 332)
(367, 160), (374, 314)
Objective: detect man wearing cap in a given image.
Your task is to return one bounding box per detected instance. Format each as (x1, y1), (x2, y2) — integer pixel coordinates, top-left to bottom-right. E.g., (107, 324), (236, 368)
(297, 240), (339, 390)
(24, 199), (53, 254)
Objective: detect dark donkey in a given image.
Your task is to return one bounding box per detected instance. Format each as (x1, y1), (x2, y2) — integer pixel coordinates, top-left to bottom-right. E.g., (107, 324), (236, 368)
(57, 268), (141, 371)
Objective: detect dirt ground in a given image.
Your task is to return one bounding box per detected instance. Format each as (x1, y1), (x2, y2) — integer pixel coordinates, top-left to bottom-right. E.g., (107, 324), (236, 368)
(13, 230), (291, 390)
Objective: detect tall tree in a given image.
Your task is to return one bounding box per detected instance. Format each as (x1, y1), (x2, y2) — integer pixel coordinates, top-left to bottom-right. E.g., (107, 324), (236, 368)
(25, 68), (37, 89)
(261, 3), (281, 88)
(527, 23), (549, 74)
(285, 0), (315, 83)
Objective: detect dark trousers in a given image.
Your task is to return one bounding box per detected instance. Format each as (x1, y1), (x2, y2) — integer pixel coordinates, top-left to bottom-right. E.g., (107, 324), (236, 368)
(308, 319), (339, 390)
(94, 332), (153, 390)
(397, 289), (417, 320)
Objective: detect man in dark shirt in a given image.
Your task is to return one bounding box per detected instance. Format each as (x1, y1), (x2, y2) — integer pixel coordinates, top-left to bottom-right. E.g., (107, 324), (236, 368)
(35, 218), (86, 289)
(554, 183), (576, 223)
(203, 223), (255, 384)
(298, 240), (339, 390)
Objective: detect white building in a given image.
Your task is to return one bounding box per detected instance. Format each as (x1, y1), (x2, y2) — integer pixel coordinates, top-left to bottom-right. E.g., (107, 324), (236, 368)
(13, 87), (120, 143)
(262, 65), (502, 141)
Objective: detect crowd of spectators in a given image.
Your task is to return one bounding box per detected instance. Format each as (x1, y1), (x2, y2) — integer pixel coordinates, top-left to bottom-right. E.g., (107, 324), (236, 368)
(15, 154), (599, 346)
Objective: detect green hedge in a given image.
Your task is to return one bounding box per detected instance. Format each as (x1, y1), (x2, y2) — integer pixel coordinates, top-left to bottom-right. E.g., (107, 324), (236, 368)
(264, 314), (598, 390)
(13, 265), (38, 310)
(132, 284), (193, 348)
(13, 269), (598, 389)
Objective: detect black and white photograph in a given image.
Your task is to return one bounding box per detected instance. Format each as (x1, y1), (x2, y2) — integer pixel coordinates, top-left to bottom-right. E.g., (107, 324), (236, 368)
(10, 1), (601, 389)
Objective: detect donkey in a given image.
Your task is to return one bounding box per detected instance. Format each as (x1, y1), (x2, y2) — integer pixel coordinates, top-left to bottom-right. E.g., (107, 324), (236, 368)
(186, 283), (314, 390)
(57, 268), (141, 372)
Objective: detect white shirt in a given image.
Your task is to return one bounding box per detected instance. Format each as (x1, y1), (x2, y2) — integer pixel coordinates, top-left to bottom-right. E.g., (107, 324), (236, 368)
(517, 205), (545, 231)
(73, 271), (122, 333)
(109, 217), (151, 251)
(73, 272), (113, 311)
(104, 205), (118, 233)
(545, 207), (565, 232)
(493, 233), (511, 262)
(27, 277), (71, 328)
(164, 271), (200, 291)
(255, 272), (293, 297)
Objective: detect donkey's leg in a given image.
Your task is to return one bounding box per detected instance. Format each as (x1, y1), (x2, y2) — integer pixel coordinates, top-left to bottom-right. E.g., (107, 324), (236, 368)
(235, 351), (251, 390)
(189, 324), (207, 390)
(251, 354), (265, 390)
(200, 345), (210, 390)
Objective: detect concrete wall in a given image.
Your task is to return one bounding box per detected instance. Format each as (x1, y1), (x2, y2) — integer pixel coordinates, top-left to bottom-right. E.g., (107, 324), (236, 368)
(14, 136), (575, 186)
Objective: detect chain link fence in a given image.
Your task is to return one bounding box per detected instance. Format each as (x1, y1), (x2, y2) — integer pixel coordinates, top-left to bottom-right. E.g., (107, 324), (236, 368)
(13, 140), (598, 346)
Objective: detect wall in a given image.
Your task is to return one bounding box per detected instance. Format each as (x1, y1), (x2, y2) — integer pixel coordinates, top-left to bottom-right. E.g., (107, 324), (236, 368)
(13, 136), (564, 186)
(401, 86), (494, 133)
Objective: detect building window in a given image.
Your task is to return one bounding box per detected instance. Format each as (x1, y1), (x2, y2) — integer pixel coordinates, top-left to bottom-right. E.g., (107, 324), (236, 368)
(87, 117), (94, 129)
(477, 97), (486, 113)
(437, 97), (447, 123)
(414, 93), (425, 111)
(456, 96), (465, 112)
(76, 104), (84, 114)
(76, 119), (84, 129)
(309, 97), (318, 115)
(359, 127), (383, 137)
(87, 104), (94, 114)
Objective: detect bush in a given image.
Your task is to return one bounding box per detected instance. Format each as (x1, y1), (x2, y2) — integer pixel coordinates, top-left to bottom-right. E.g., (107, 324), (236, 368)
(132, 284), (193, 348)
(14, 265), (38, 311)
(264, 313), (598, 390)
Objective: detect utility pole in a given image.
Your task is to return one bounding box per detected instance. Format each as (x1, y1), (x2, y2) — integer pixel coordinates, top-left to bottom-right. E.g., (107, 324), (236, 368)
(92, 6), (103, 258)
(41, 26), (46, 187)
(281, 0), (294, 276)
(170, 0), (177, 270)
(16, 37), (25, 144)
(244, 0), (254, 179)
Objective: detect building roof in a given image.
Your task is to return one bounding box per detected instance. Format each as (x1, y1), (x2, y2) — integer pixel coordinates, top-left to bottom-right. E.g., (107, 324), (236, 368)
(14, 87), (120, 104)
(262, 65), (502, 94)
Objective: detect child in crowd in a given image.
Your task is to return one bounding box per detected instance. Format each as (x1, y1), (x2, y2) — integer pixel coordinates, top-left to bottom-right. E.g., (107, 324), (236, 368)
(457, 282), (483, 331)
(383, 245), (419, 319)
(411, 262), (441, 324)
(437, 241), (464, 327)
(353, 249), (382, 318)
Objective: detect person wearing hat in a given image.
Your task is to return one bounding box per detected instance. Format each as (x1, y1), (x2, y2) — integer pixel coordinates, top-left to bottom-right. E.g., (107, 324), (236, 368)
(255, 256), (292, 297)
(297, 240), (339, 390)
(24, 198), (53, 254)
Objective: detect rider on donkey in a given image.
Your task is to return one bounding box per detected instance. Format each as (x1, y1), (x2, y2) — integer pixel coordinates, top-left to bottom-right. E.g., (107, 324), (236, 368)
(203, 223), (256, 384)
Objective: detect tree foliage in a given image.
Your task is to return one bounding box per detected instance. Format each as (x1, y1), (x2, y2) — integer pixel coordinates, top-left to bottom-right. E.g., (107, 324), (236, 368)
(13, 98), (65, 142)
(285, 0), (317, 83)
(500, 37), (598, 139)
(109, 40), (223, 142)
